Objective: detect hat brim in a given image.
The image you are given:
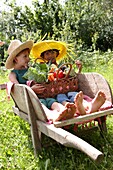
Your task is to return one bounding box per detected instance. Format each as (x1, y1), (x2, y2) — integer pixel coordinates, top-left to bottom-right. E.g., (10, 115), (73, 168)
(31, 40), (67, 62)
(5, 40), (33, 69)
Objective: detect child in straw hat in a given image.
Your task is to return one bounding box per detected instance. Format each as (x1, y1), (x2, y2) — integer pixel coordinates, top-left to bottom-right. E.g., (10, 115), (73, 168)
(5, 39), (77, 122)
(31, 40), (106, 115)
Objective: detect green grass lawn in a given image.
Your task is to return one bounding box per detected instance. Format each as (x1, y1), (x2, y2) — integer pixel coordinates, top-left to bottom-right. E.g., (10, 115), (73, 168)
(0, 66), (113, 170)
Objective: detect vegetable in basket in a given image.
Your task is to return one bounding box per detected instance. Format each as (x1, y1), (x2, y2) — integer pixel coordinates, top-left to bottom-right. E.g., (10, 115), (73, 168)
(23, 63), (49, 83)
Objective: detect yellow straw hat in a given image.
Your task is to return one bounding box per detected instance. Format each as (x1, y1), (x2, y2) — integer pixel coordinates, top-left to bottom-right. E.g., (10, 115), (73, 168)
(31, 40), (67, 62)
(5, 40), (33, 69)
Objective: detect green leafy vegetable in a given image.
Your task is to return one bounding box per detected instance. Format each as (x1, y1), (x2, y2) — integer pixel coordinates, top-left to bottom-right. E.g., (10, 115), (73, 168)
(23, 63), (50, 83)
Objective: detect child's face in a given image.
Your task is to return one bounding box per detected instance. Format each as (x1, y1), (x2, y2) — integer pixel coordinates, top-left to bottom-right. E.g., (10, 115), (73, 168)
(42, 50), (58, 63)
(14, 49), (30, 69)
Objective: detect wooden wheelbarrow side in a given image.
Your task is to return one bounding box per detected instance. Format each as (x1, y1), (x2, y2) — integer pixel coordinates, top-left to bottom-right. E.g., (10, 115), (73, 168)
(10, 72), (113, 164)
(78, 72), (113, 102)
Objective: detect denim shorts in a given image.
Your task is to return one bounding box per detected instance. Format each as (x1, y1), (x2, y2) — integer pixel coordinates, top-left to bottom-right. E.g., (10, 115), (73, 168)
(57, 92), (78, 104)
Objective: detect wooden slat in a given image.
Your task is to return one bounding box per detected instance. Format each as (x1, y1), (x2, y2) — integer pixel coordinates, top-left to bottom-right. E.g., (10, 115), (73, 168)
(54, 108), (113, 128)
(11, 84), (48, 122)
(12, 106), (29, 123)
(36, 120), (104, 164)
(24, 88), (42, 155)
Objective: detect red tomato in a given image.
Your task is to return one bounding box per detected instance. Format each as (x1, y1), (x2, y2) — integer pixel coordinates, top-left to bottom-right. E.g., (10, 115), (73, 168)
(58, 70), (64, 78)
(53, 71), (57, 78)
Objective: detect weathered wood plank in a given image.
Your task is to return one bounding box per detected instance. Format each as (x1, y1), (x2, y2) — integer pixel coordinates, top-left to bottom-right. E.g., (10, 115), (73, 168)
(54, 108), (113, 128)
(78, 73), (113, 102)
(24, 88), (42, 155)
(36, 120), (104, 164)
(11, 84), (48, 122)
(12, 106), (29, 123)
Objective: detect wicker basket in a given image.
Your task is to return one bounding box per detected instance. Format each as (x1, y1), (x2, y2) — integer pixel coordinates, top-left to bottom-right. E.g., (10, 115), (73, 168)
(37, 63), (78, 98)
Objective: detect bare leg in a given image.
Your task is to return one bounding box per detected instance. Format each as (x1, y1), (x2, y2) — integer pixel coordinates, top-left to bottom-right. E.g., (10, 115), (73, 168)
(42, 102), (76, 122)
(42, 104), (67, 122)
(87, 91), (106, 113)
(51, 102), (65, 112)
(74, 91), (86, 115)
(42, 104), (58, 119)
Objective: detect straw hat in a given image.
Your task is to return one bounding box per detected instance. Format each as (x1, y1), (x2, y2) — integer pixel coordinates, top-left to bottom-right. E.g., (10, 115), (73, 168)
(5, 40), (33, 69)
(31, 40), (67, 62)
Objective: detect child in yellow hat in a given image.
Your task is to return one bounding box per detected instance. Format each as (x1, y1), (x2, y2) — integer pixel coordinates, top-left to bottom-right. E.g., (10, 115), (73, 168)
(31, 40), (106, 115)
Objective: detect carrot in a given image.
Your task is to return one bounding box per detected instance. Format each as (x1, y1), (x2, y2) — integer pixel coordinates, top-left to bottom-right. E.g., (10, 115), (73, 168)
(48, 73), (55, 81)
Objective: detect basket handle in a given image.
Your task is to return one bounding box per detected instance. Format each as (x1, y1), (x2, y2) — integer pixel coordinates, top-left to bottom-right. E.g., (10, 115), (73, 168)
(56, 63), (72, 79)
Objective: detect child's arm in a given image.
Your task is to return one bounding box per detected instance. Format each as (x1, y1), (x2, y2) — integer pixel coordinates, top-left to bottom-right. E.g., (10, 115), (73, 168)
(75, 60), (82, 73)
(8, 72), (19, 84)
(9, 72), (45, 94)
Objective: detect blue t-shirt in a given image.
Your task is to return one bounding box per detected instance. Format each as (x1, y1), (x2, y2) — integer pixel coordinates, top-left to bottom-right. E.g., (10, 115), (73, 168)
(11, 69), (28, 84)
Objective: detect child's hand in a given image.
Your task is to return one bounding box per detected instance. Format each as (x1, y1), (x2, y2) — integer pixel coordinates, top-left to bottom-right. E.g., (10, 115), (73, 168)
(75, 60), (82, 73)
(0, 41), (5, 46)
(31, 84), (46, 94)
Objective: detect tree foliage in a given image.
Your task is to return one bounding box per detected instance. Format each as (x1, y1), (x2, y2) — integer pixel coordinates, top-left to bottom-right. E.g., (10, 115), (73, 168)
(0, 0), (113, 62)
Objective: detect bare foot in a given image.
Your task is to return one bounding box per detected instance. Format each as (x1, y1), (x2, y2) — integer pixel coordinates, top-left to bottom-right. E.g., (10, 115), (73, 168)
(54, 108), (68, 122)
(88, 91), (106, 113)
(74, 91), (86, 115)
(54, 103), (76, 122)
(64, 102), (76, 119)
